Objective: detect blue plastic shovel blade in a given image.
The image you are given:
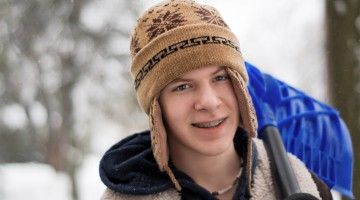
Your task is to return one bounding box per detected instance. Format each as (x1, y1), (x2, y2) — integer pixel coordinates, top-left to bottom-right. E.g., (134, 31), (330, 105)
(246, 62), (354, 199)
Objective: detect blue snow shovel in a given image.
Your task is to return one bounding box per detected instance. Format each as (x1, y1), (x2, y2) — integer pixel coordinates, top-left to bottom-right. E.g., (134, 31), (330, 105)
(245, 62), (354, 199)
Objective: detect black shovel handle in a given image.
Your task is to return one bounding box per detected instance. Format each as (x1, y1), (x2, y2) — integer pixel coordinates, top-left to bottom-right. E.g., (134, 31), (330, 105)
(261, 126), (319, 200)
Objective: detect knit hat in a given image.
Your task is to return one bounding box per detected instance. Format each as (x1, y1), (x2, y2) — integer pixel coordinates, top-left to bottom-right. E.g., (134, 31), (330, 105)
(130, 0), (257, 192)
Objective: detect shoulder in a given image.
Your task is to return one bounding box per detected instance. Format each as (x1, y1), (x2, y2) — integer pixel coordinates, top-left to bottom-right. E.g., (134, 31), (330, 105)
(250, 138), (280, 199)
(100, 188), (181, 200)
(251, 138), (321, 199)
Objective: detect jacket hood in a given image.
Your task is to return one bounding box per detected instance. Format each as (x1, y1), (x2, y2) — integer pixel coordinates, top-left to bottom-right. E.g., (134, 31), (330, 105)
(99, 131), (173, 195)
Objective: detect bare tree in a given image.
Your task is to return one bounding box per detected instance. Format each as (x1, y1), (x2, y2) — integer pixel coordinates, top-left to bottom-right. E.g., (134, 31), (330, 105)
(0, 0), (143, 199)
(326, 0), (360, 199)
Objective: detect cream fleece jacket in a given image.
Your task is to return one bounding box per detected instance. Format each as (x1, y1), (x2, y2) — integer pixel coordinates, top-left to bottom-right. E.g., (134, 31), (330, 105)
(101, 138), (321, 200)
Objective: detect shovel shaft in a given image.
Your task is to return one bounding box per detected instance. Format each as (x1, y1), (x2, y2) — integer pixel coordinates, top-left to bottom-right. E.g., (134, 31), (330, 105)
(261, 126), (301, 198)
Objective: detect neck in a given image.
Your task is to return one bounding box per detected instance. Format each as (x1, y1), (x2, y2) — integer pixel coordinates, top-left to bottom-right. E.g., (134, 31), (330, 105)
(170, 144), (241, 193)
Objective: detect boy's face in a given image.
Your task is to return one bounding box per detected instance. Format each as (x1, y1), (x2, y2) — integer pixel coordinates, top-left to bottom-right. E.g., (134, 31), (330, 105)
(159, 65), (240, 157)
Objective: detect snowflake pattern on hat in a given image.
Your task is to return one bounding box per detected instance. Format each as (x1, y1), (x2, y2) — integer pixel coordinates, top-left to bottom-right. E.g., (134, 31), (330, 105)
(146, 9), (186, 41)
(193, 5), (228, 28)
(130, 0), (232, 57)
(130, 32), (141, 56)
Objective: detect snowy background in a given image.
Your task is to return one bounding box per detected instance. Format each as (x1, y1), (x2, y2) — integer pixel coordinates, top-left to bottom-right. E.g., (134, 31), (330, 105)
(0, 0), (342, 199)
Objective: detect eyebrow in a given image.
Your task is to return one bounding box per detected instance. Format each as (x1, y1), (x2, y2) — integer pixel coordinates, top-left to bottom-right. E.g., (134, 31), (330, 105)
(212, 67), (226, 75)
(170, 67), (226, 83)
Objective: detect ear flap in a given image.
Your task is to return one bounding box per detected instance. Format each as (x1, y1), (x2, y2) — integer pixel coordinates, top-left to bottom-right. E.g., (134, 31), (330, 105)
(149, 97), (169, 171)
(226, 67), (258, 192)
(226, 68), (258, 137)
(149, 97), (182, 191)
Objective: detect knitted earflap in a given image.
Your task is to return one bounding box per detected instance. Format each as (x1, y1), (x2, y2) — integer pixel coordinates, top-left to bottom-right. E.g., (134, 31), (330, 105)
(149, 97), (181, 191)
(226, 68), (258, 138)
(226, 67), (258, 191)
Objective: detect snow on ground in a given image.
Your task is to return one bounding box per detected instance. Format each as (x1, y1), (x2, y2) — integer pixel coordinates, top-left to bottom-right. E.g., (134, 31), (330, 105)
(77, 155), (106, 200)
(0, 163), (72, 200)
(0, 156), (105, 200)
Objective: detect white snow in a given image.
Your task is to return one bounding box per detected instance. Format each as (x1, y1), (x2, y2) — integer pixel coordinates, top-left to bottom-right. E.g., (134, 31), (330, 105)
(1, 104), (28, 130)
(76, 155), (106, 200)
(29, 102), (48, 127)
(80, 0), (130, 33)
(0, 163), (72, 200)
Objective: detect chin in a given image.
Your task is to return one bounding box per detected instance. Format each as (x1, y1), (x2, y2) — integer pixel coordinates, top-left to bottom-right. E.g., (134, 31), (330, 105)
(196, 139), (234, 156)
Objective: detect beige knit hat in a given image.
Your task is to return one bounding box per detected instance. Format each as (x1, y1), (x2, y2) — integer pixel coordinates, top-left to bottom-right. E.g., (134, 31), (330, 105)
(130, 0), (257, 191)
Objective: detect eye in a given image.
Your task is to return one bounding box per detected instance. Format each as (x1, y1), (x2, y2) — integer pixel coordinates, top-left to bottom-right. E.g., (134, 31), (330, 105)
(174, 84), (190, 92)
(214, 74), (229, 82)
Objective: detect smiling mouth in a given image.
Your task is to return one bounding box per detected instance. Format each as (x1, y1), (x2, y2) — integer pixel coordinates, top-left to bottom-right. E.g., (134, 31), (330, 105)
(192, 118), (226, 128)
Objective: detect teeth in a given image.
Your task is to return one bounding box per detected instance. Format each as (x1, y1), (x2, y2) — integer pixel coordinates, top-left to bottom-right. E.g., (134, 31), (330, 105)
(193, 118), (224, 128)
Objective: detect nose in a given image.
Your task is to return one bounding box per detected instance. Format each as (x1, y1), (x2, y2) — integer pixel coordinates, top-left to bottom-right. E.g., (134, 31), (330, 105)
(194, 84), (221, 111)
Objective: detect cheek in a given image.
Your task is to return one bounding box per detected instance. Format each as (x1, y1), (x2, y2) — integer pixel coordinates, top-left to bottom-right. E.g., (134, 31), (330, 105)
(160, 95), (192, 125)
(220, 85), (238, 106)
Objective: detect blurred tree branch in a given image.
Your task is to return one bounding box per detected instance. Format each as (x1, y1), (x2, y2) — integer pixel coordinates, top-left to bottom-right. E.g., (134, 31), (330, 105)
(0, 0), (144, 199)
